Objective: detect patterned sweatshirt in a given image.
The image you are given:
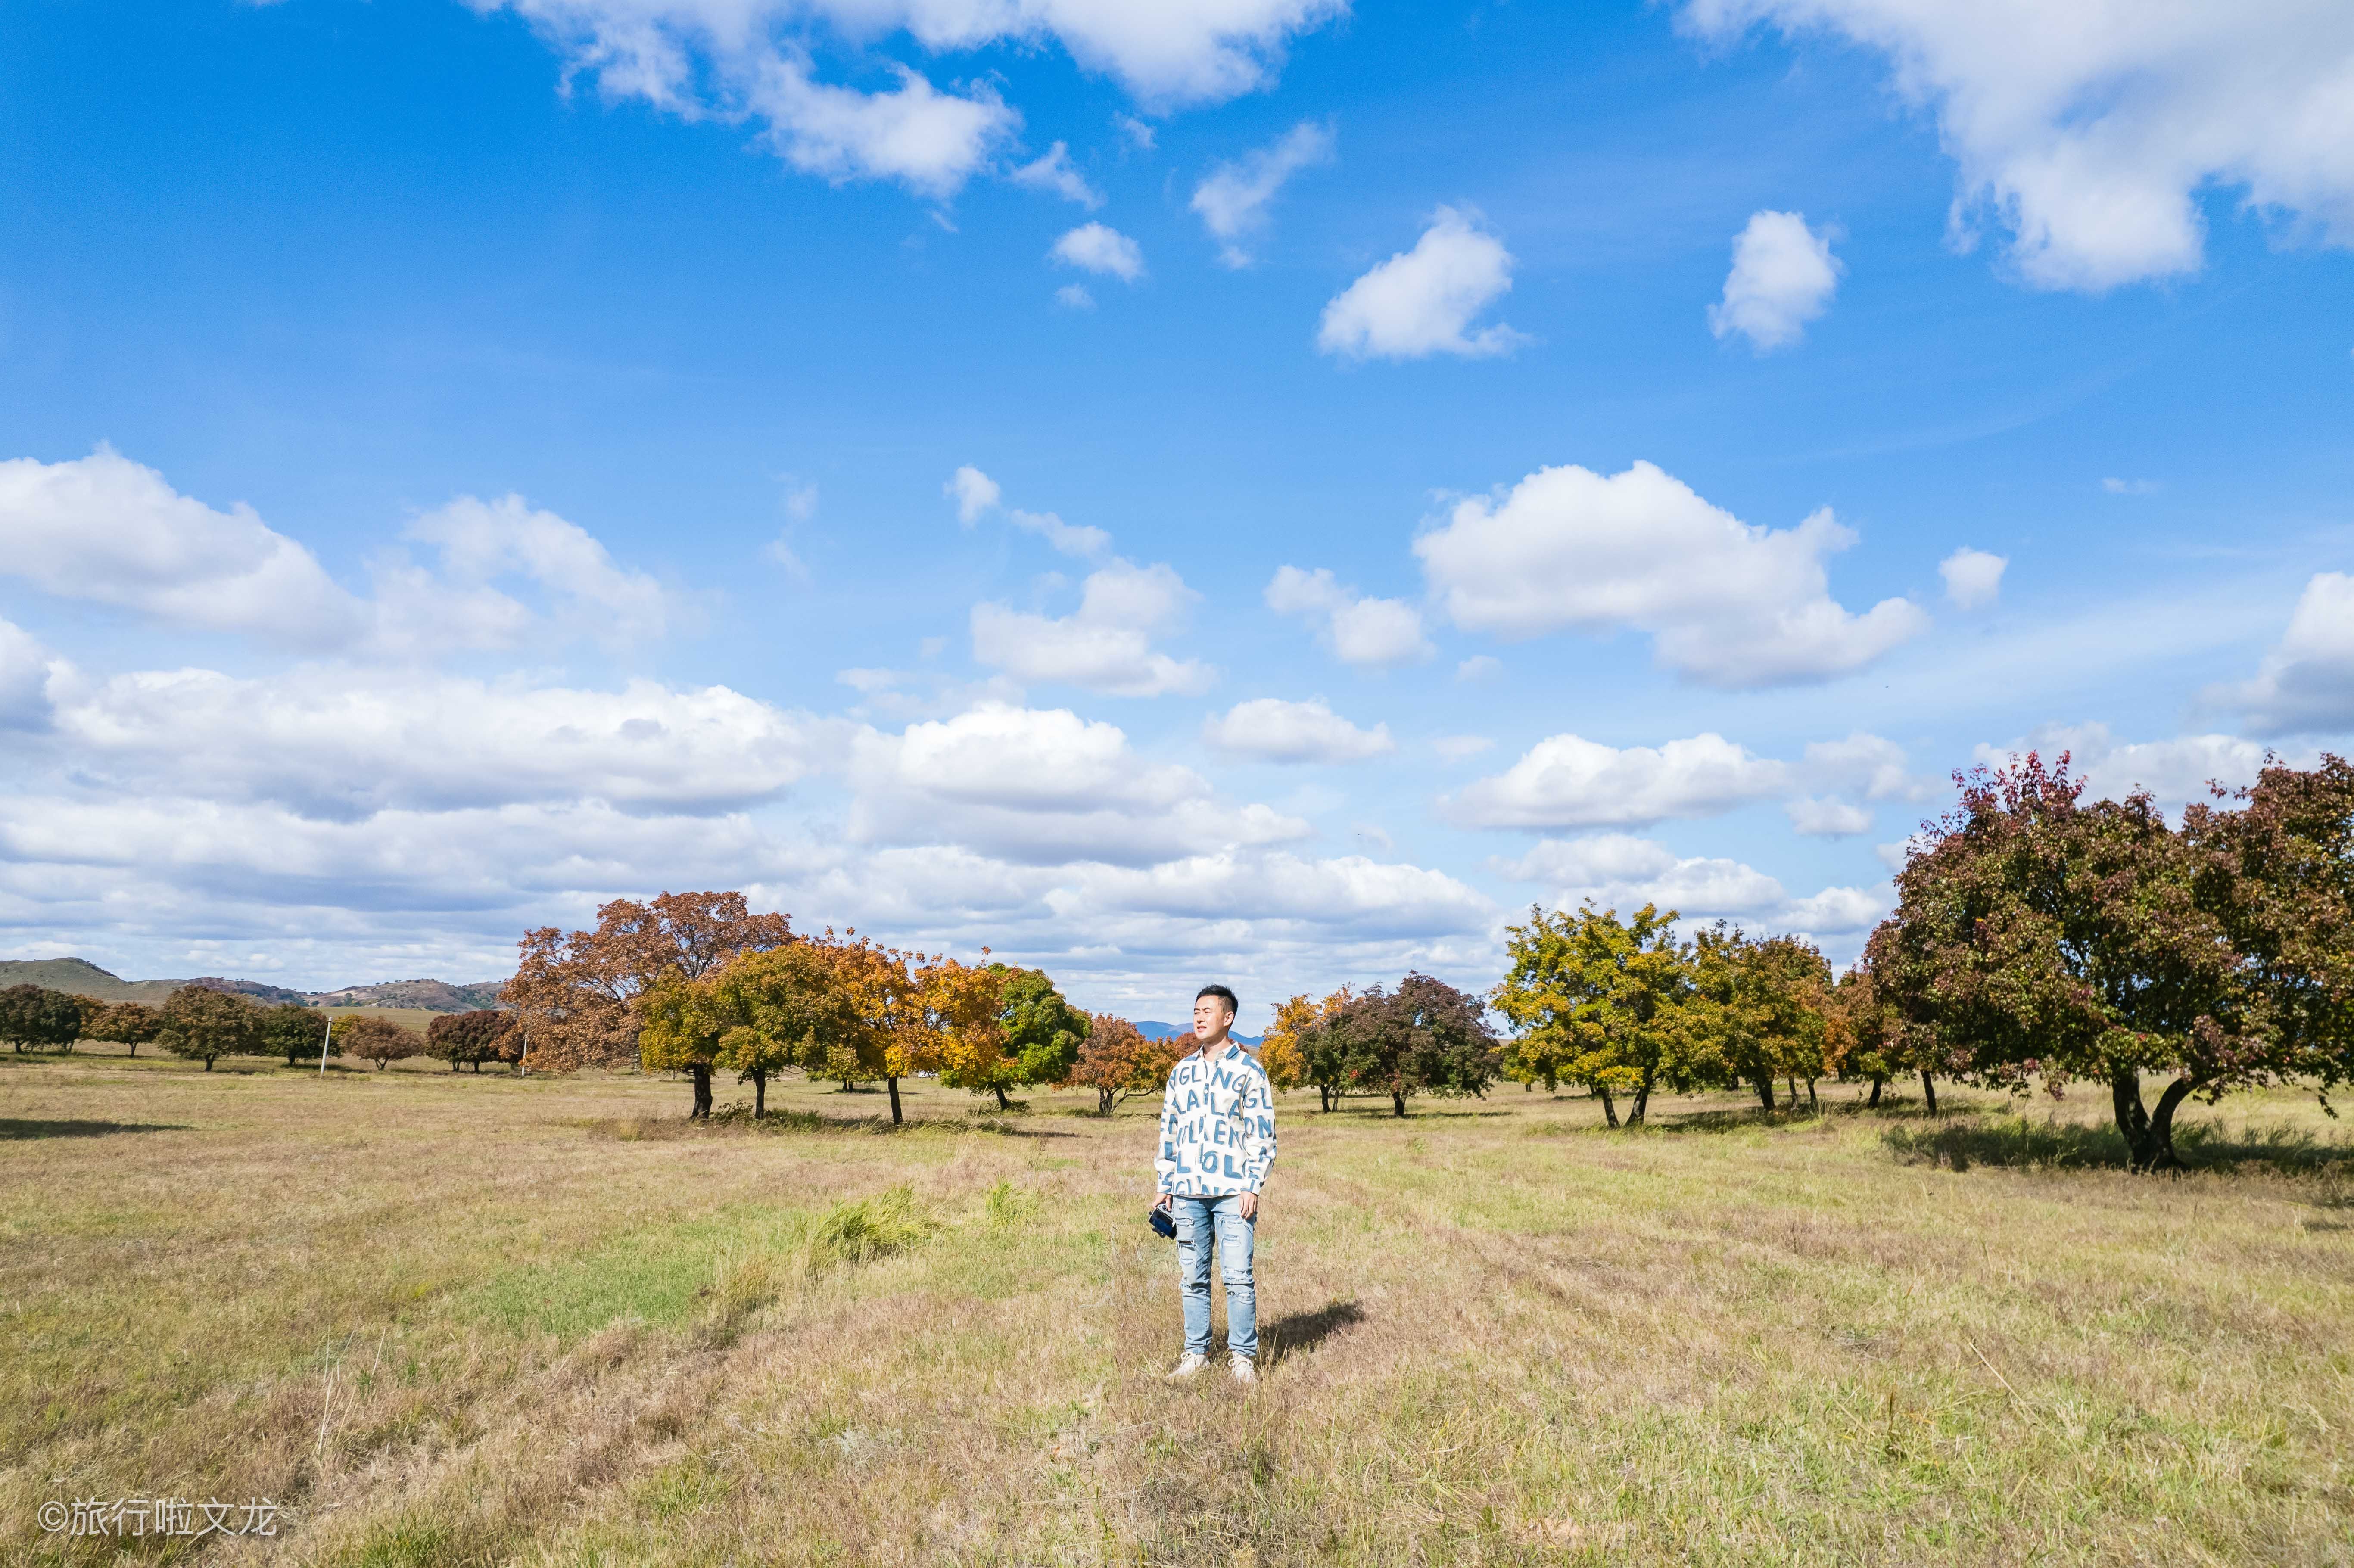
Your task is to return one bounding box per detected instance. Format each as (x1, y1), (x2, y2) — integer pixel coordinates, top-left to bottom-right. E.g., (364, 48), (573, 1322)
(1155, 1041), (1277, 1197)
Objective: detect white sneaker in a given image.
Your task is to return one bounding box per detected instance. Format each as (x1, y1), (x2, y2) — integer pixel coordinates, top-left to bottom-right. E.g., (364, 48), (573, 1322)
(1165, 1353), (1209, 1381)
(1229, 1356), (1257, 1386)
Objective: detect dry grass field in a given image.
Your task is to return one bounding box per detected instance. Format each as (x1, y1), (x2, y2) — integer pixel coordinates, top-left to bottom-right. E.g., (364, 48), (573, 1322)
(3, 1051), (2350, 1566)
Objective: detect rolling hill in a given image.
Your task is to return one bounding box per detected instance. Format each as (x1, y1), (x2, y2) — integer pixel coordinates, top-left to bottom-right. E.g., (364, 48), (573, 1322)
(0, 958), (507, 1012)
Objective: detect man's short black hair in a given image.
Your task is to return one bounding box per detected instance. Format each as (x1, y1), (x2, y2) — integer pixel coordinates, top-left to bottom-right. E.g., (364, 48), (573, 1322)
(1195, 983), (1239, 1017)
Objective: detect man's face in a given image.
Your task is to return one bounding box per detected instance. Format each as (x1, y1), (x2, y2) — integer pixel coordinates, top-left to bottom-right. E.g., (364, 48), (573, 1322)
(1192, 994), (1233, 1041)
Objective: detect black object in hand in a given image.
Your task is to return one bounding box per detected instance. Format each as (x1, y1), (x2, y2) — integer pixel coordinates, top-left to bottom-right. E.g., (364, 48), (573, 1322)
(1149, 1205), (1177, 1239)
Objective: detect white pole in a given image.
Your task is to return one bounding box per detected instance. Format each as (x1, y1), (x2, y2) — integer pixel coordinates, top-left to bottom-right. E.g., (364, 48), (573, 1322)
(318, 1011), (333, 1076)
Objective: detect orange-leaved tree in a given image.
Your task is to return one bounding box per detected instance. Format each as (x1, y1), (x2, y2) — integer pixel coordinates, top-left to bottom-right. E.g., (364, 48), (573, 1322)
(919, 955), (1014, 1109)
(820, 930), (937, 1124)
(506, 891), (792, 1073)
(1064, 1011), (1179, 1114)
(1258, 994), (1324, 1093)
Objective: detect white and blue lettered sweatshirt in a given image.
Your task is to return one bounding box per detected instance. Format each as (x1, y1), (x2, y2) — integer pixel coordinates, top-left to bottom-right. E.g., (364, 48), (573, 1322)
(1155, 1041), (1277, 1197)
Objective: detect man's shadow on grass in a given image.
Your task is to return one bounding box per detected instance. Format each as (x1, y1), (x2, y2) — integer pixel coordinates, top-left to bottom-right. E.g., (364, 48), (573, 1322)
(1261, 1299), (1366, 1369)
(0, 1118), (190, 1141)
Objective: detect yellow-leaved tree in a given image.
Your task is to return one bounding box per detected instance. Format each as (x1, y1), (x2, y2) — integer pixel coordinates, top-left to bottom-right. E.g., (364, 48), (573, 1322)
(706, 943), (861, 1118)
(918, 955), (1012, 1108)
(1257, 994), (1317, 1093)
(820, 930), (937, 1124)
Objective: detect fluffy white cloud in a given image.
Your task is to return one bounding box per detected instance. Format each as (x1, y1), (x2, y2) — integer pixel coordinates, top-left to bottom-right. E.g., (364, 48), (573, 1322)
(1939, 546), (2007, 609)
(40, 667), (833, 816)
(0, 618), (54, 731)
(1977, 721), (2298, 812)
(1202, 697), (1394, 764)
(1317, 207), (1525, 361)
(480, 0), (1345, 193)
(971, 560), (1214, 696)
(1784, 796), (1873, 837)
(1709, 210), (1841, 350)
(1679, 0), (2354, 291)
(1190, 119), (1335, 266)
(946, 464), (1002, 523)
(1050, 221), (1145, 280)
(847, 701), (1303, 865)
(1414, 459), (1927, 688)
(2214, 572), (2354, 736)
(1055, 284), (1096, 310)
(1445, 731), (1790, 829)
(0, 448), (356, 648)
(1493, 832), (1888, 935)
(1010, 141), (1102, 206)
(1802, 731), (1931, 801)
(1263, 565), (1432, 667)
(0, 449), (675, 658)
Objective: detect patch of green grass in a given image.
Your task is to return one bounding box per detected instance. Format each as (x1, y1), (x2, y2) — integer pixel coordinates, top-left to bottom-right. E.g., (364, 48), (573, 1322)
(457, 1207), (804, 1341)
(806, 1185), (933, 1271)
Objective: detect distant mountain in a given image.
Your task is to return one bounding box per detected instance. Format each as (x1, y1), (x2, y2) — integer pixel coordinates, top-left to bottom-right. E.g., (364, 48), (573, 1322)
(0, 958), (508, 1013)
(1135, 1021), (1263, 1047)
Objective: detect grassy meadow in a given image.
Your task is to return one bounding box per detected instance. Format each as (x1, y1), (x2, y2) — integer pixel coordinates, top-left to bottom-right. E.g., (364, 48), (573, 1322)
(2, 1050), (2350, 1566)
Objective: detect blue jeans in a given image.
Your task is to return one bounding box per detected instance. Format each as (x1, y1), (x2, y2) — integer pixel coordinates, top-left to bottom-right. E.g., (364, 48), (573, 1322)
(1170, 1194), (1256, 1360)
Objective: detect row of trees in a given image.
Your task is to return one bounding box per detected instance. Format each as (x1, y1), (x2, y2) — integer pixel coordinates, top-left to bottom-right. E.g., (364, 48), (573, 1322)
(0, 982), (527, 1074)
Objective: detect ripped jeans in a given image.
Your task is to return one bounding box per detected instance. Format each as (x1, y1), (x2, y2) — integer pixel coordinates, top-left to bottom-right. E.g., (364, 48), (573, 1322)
(1170, 1193), (1257, 1360)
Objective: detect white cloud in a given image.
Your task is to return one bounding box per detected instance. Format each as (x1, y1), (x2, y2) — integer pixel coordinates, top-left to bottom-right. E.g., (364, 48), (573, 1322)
(1317, 207), (1526, 361)
(2213, 572), (2354, 737)
(1055, 283), (1096, 310)
(1190, 119), (1335, 266)
(36, 667), (836, 817)
(0, 618), (55, 731)
(1678, 0), (2354, 291)
(946, 464), (1001, 523)
(474, 0), (1351, 194)
(1801, 731), (1931, 801)
(1939, 546), (2007, 609)
(847, 701), (1303, 865)
(1264, 564), (1432, 667)
(1007, 510), (1111, 559)
(1492, 832), (1888, 935)
(1981, 721), (2301, 811)
(1010, 141), (1102, 207)
(0, 448), (674, 658)
(1050, 221), (1145, 281)
(1432, 734), (1492, 762)
(971, 560), (1214, 696)
(1414, 459), (1927, 688)
(1455, 654), (1501, 682)
(1113, 113), (1156, 152)
(1784, 796), (1874, 837)
(0, 447), (357, 648)
(2103, 477), (2159, 495)
(1708, 209), (1842, 350)
(1202, 697), (1395, 764)
(1445, 732), (1790, 829)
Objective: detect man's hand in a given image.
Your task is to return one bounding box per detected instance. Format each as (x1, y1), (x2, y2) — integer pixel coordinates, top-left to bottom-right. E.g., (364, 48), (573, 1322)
(1154, 1193), (1171, 1212)
(1237, 1191), (1258, 1220)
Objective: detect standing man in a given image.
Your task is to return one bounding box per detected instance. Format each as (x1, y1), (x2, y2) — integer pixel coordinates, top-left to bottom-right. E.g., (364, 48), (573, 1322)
(1155, 983), (1277, 1385)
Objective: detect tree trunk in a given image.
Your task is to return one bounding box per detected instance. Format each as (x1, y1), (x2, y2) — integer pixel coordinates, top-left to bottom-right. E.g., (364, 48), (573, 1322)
(1919, 1071), (1937, 1115)
(205, 1055), (216, 1071)
(473, 1059), (482, 1074)
(1392, 1089), (1407, 1118)
(449, 1057), (461, 1072)
(2112, 1069), (2196, 1171)
(1629, 1070), (1655, 1125)
(689, 1063), (713, 1119)
(127, 1040), (137, 1058)
(752, 1068), (767, 1119)
(1787, 1073), (1799, 1107)
(887, 1076), (903, 1125)
(1805, 1077), (1818, 1109)
(1594, 1084), (1619, 1128)
(1867, 1075), (1883, 1108)
(1756, 1076), (1776, 1111)
(1098, 1086), (1115, 1114)
(993, 1083), (1011, 1111)
(1318, 1083), (1332, 1112)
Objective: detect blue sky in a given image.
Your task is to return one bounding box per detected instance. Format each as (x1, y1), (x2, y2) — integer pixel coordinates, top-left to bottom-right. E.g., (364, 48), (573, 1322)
(3, 0), (2350, 1021)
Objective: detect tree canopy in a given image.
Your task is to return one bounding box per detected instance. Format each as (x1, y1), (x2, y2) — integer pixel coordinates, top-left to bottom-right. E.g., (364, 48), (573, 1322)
(426, 1009), (517, 1073)
(0, 984), (86, 1053)
(1063, 1012), (1178, 1113)
(1305, 973), (1498, 1117)
(156, 985), (264, 1070)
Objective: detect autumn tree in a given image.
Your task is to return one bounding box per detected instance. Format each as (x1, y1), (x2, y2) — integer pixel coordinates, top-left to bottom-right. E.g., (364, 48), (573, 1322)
(1690, 926), (1835, 1111)
(1306, 973), (1498, 1117)
(821, 931), (936, 1124)
(1257, 994), (1318, 1095)
(345, 1016), (424, 1071)
(426, 1010), (517, 1073)
(919, 958), (1084, 1111)
(1868, 752), (2354, 1168)
(1492, 902), (1699, 1126)
(86, 1000), (163, 1059)
(1063, 1011), (1179, 1113)
(505, 891), (792, 1073)
(156, 985), (264, 1071)
(1279, 987), (1355, 1110)
(260, 1002), (332, 1068)
(0, 985), (86, 1053)
(709, 942), (861, 1117)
